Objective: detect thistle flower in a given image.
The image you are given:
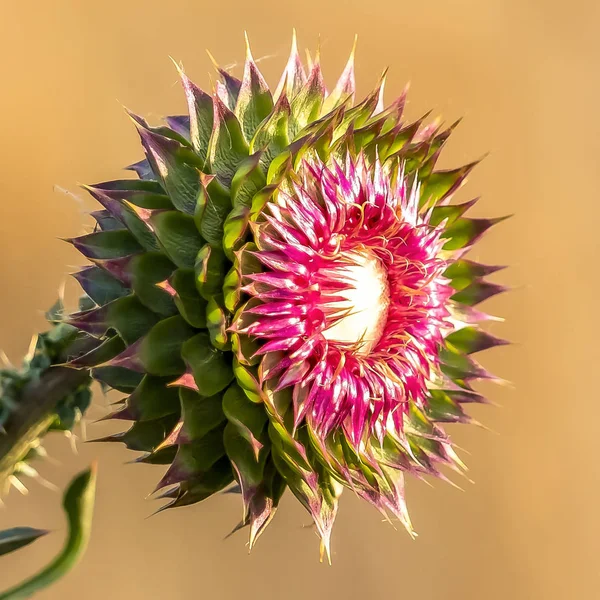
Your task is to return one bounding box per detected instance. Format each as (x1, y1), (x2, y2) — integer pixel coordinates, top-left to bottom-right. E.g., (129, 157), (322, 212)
(50, 33), (507, 560)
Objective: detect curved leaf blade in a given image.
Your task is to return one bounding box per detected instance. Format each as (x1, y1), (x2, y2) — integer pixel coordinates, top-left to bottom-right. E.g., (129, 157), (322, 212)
(0, 528), (48, 558)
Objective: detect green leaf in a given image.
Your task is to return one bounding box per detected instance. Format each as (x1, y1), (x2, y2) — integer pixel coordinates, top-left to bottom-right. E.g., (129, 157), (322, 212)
(92, 366), (143, 392)
(109, 296), (160, 344)
(177, 428), (226, 474)
(68, 230), (142, 260)
(208, 96), (249, 187)
(223, 383), (267, 442)
(429, 199), (477, 227)
(150, 211), (204, 269)
(195, 176), (232, 248)
(206, 295), (230, 351)
(333, 84), (381, 141)
(231, 332), (261, 367)
(442, 216), (508, 250)
(251, 181), (279, 217)
(216, 68), (242, 109)
(86, 179), (165, 196)
(157, 457), (233, 510)
(230, 153), (267, 210)
(223, 422), (269, 534)
(223, 264), (241, 313)
(112, 375), (181, 422)
(451, 279), (507, 306)
(99, 415), (179, 452)
(445, 326), (508, 354)
(67, 335), (125, 369)
(136, 446), (178, 466)
(130, 253), (177, 316)
(136, 126), (203, 215)
(277, 31), (306, 100)
(249, 94), (291, 165)
(72, 266), (129, 306)
(222, 204), (251, 262)
(233, 359), (263, 404)
(179, 388), (226, 441)
(181, 333), (234, 396)
(129, 112), (191, 147)
(380, 120), (423, 161)
(167, 269), (208, 329)
(420, 162), (478, 208)
(322, 41), (356, 114)
(235, 44), (274, 142)
(312, 120), (338, 162)
(177, 67), (214, 164)
(424, 390), (470, 424)
(0, 528), (48, 558)
(194, 244), (227, 301)
(224, 244), (261, 313)
(289, 63), (325, 139)
(91, 210), (122, 231)
(84, 180), (173, 252)
(444, 259), (504, 289)
(439, 347), (491, 382)
(117, 204), (164, 252)
(0, 466), (96, 600)
(139, 316), (196, 376)
(269, 434), (339, 562)
(222, 381), (268, 501)
(67, 295), (159, 345)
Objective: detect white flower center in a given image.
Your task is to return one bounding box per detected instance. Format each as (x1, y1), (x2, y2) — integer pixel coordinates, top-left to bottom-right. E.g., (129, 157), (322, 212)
(322, 250), (390, 354)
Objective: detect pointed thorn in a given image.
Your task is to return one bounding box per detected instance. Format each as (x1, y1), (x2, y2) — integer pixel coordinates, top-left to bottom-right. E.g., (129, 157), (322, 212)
(167, 371), (198, 391)
(243, 31), (252, 60)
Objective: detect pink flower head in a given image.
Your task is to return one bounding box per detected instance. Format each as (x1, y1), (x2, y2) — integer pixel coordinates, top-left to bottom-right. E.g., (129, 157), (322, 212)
(236, 154), (456, 451)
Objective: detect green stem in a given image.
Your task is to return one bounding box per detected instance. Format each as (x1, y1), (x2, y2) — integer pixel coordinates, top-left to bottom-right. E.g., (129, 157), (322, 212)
(0, 466), (97, 599)
(0, 365), (91, 492)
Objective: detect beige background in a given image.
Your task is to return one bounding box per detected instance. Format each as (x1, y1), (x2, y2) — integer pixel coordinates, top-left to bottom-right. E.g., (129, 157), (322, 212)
(0, 0), (598, 598)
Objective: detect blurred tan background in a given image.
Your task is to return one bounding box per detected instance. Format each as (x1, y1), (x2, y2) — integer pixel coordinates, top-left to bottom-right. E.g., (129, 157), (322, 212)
(0, 0), (598, 598)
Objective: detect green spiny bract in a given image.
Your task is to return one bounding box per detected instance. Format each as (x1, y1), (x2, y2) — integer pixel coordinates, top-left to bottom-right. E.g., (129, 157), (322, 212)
(0, 300), (92, 496)
(56, 34), (505, 559)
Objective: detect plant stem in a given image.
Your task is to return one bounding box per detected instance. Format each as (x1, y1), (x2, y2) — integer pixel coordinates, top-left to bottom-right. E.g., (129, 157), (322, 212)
(0, 365), (91, 491)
